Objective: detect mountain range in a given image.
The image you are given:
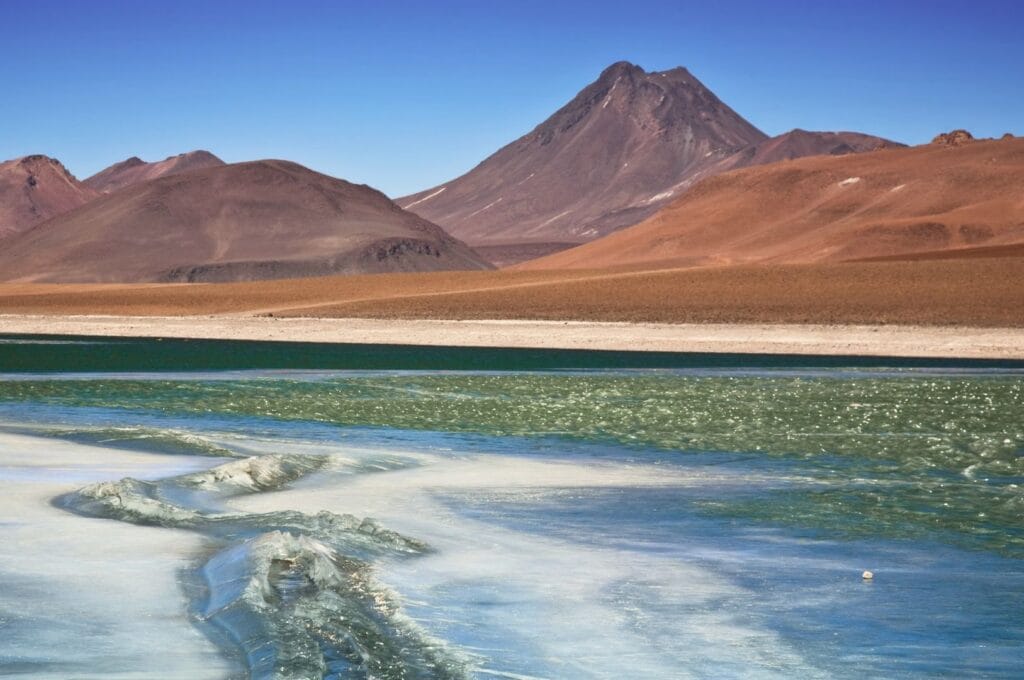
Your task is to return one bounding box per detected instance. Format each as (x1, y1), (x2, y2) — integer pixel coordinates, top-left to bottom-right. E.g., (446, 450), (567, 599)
(0, 161), (488, 282)
(1, 61), (1018, 285)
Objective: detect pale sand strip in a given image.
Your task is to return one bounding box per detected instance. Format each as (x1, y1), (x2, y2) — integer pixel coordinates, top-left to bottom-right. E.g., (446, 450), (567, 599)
(2, 315), (1024, 359)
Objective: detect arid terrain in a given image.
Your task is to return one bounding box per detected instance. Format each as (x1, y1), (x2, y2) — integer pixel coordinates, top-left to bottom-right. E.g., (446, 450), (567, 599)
(0, 62), (904, 276)
(0, 254), (1020, 327)
(0, 160), (490, 283)
(400, 62), (893, 264)
(0, 155), (97, 239)
(523, 135), (1024, 269)
(83, 150), (225, 194)
(1, 65), (1020, 357)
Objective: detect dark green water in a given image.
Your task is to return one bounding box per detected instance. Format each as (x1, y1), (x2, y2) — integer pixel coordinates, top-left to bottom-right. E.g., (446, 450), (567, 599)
(2, 333), (1021, 372)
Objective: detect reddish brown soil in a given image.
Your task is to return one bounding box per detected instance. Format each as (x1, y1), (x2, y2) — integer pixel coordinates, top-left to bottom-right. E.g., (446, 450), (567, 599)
(522, 137), (1024, 270)
(854, 242), (1024, 261)
(1, 256), (1020, 327)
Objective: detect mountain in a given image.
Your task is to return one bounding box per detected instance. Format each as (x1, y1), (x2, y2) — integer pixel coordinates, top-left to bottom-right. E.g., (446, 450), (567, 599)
(398, 62), (899, 266)
(0, 155), (98, 240)
(398, 62), (768, 256)
(519, 134), (1024, 270)
(0, 160), (490, 283)
(84, 150), (225, 193)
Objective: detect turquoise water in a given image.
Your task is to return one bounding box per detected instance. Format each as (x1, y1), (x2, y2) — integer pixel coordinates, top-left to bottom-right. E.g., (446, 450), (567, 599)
(0, 336), (1022, 678)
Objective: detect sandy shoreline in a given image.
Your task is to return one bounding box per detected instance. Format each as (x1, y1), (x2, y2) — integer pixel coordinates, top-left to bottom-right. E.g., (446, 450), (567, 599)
(2, 314), (1023, 359)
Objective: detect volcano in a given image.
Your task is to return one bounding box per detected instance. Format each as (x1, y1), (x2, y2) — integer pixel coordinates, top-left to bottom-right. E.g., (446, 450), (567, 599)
(399, 62), (896, 265)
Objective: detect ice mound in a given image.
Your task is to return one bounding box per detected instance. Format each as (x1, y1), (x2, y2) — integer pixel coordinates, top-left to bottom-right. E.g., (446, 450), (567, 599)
(68, 477), (202, 527)
(58, 450), (446, 676)
(200, 531), (467, 679)
(178, 454), (328, 492)
(61, 455), (428, 555)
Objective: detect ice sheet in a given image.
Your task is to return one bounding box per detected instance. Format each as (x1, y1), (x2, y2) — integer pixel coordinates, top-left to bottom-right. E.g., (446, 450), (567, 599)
(0, 432), (238, 678)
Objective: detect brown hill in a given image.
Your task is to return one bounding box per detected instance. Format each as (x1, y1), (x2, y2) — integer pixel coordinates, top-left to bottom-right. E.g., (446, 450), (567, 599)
(84, 150), (225, 193)
(398, 63), (898, 266)
(669, 129), (902, 213)
(520, 136), (1024, 270)
(0, 160), (490, 283)
(0, 155), (97, 240)
(398, 62), (768, 251)
(716, 129), (896, 169)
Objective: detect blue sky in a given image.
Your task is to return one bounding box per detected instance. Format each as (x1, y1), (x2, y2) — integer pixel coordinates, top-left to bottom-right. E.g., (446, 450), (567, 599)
(2, 0), (1021, 196)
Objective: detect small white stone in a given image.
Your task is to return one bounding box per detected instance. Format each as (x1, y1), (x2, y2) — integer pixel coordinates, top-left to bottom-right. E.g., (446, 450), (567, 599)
(862, 570), (874, 580)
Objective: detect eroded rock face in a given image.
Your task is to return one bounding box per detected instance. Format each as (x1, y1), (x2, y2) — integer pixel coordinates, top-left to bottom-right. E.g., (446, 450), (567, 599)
(1002, 133), (1015, 141)
(932, 129), (975, 146)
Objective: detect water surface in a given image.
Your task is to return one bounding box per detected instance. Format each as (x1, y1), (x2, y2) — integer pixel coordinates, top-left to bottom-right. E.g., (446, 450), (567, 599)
(0, 336), (1021, 678)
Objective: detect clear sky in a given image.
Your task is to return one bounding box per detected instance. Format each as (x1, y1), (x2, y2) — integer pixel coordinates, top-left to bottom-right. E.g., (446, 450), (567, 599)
(2, 0), (1021, 197)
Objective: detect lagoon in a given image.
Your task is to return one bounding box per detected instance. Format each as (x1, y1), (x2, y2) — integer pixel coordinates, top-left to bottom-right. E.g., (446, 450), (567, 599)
(0, 336), (1022, 678)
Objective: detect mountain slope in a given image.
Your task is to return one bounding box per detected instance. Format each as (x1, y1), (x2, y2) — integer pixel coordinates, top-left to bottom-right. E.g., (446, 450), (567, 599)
(398, 63), (900, 266)
(399, 62), (768, 249)
(0, 160), (490, 283)
(84, 150), (225, 194)
(520, 136), (1024, 270)
(715, 129), (897, 171)
(0, 155), (98, 239)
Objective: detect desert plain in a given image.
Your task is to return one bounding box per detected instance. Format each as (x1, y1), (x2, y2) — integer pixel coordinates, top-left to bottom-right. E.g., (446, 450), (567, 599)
(2, 251), (1022, 358)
